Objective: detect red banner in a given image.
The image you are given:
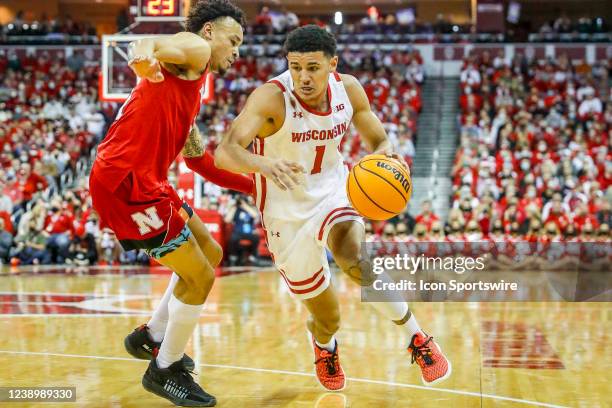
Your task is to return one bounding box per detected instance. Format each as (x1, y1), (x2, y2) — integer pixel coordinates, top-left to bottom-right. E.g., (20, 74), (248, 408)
(595, 45), (612, 60)
(555, 46), (586, 60)
(195, 208), (225, 248)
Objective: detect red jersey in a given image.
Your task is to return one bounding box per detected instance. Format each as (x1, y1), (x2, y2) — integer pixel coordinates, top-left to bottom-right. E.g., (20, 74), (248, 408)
(95, 66), (207, 193)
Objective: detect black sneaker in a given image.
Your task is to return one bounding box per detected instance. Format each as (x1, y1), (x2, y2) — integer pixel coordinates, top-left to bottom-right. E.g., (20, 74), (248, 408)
(142, 359), (216, 407)
(124, 324), (195, 371)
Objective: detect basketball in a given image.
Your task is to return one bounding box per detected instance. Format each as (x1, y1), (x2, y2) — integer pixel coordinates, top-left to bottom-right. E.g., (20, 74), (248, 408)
(346, 154), (412, 220)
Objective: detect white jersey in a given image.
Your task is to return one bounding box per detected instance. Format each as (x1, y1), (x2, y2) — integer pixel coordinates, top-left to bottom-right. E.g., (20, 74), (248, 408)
(253, 70), (354, 223)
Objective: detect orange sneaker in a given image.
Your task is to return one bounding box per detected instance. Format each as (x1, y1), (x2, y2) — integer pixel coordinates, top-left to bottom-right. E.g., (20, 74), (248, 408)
(310, 335), (346, 391)
(408, 332), (451, 385)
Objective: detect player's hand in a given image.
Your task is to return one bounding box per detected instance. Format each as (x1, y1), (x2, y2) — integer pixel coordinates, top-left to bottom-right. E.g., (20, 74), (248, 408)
(259, 158), (306, 191)
(383, 151), (410, 174)
(128, 55), (164, 83)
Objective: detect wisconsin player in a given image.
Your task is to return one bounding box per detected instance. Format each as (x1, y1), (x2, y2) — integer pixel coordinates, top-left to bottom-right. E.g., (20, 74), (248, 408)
(89, 1), (247, 406)
(215, 25), (451, 390)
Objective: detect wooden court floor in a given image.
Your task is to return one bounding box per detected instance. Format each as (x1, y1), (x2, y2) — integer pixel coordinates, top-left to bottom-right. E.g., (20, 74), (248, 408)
(0, 266), (609, 408)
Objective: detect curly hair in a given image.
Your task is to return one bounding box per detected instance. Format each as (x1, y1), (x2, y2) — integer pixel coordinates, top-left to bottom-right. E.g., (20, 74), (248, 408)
(283, 25), (337, 57)
(185, 0), (246, 34)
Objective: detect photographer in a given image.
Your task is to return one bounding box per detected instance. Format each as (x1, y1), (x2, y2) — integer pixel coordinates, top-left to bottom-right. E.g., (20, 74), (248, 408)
(225, 195), (260, 266)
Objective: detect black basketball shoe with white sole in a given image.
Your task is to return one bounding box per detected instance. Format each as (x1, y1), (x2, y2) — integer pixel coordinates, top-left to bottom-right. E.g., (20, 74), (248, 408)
(124, 324), (195, 371)
(142, 358), (216, 407)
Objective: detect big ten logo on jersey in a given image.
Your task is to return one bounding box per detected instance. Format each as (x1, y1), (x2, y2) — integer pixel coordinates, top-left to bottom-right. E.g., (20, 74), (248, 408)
(131, 207), (164, 235)
(334, 103), (345, 113)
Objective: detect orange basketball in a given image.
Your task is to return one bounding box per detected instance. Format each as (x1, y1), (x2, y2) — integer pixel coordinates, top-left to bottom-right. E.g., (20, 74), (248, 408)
(346, 154), (412, 220)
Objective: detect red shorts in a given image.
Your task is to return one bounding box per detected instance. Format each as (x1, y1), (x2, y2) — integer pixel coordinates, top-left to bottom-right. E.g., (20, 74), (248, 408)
(89, 162), (192, 251)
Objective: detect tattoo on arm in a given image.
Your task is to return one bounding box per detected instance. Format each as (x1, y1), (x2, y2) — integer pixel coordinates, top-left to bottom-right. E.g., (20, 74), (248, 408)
(182, 126), (205, 158)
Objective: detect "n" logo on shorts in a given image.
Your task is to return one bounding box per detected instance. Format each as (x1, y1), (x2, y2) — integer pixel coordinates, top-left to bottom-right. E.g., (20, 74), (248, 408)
(131, 207), (164, 235)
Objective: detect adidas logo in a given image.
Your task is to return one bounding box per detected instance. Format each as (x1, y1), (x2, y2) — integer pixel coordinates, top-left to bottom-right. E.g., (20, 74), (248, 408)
(164, 379), (189, 400)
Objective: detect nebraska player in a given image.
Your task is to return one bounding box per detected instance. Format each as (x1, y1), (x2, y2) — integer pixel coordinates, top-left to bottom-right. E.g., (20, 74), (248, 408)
(89, 1), (247, 406)
(215, 26), (450, 390)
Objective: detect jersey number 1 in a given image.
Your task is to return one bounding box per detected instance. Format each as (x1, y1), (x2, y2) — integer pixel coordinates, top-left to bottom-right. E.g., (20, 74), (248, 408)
(310, 145), (326, 174)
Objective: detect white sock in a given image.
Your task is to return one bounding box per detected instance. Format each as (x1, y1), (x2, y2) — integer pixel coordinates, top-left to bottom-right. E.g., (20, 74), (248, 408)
(404, 315), (423, 338)
(147, 273), (179, 342)
(315, 336), (336, 352)
(156, 295), (204, 369)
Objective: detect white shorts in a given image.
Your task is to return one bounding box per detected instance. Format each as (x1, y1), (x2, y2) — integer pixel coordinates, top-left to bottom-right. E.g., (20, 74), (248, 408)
(264, 194), (364, 300)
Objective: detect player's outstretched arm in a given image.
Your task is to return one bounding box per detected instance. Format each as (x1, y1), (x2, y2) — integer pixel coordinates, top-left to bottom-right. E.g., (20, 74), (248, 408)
(182, 126), (254, 195)
(342, 74), (409, 172)
(128, 32), (211, 82)
(215, 84), (305, 191)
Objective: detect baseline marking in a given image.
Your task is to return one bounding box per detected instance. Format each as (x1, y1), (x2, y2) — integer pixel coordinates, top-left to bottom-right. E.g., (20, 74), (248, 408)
(0, 350), (568, 408)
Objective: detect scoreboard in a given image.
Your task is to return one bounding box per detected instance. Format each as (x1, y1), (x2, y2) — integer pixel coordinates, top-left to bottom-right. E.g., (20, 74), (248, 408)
(135, 0), (185, 22)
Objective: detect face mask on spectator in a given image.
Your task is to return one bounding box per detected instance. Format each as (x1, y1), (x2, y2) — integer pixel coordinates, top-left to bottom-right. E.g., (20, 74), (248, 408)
(520, 160), (530, 171)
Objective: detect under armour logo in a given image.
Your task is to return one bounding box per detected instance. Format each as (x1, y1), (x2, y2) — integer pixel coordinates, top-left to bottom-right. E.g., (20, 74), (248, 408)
(271, 231), (280, 237)
(334, 104), (345, 112)
(293, 111), (304, 119)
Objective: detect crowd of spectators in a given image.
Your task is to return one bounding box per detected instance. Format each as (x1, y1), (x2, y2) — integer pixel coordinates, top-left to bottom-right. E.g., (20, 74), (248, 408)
(2, 7), (609, 46)
(0, 49), (118, 267)
(445, 51), (611, 245)
(538, 15), (609, 35)
(1, 11), (98, 44)
(250, 6), (610, 39)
